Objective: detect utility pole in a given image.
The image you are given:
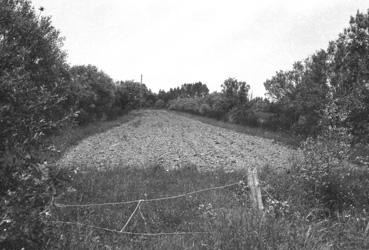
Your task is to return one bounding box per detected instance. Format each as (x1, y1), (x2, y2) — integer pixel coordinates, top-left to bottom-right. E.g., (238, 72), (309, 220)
(140, 74), (143, 109)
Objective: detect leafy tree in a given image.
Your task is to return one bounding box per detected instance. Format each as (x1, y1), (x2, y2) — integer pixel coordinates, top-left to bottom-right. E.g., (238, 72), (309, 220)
(264, 61), (305, 103)
(248, 97), (270, 111)
(327, 10), (369, 143)
(238, 81), (249, 105)
(157, 82), (209, 104)
(264, 10), (369, 139)
(116, 80), (151, 109)
(264, 52), (329, 134)
(0, 0), (70, 91)
(180, 82), (209, 98)
(204, 92), (232, 119)
(0, 1), (73, 248)
(0, 0), (75, 146)
(293, 51), (330, 134)
(157, 89), (169, 103)
(221, 78), (250, 106)
(69, 65), (116, 123)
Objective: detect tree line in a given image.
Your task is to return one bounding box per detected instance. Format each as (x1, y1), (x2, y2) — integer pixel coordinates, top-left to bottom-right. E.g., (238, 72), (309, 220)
(159, 10), (369, 145)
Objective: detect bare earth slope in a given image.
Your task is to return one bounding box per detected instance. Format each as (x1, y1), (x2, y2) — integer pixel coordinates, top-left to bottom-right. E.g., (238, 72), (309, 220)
(58, 110), (299, 171)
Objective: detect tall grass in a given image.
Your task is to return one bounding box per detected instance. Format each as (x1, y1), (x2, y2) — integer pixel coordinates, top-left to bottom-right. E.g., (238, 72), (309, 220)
(47, 163), (369, 249)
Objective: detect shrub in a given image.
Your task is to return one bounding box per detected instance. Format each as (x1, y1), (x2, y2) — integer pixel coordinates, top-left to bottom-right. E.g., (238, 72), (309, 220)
(0, 150), (71, 249)
(289, 127), (369, 212)
(154, 99), (166, 109)
(115, 81), (153, 110)
(227, 106), (258, 127)
(199, 103), (211, 115)
(168, 98), (183, 111)
(106, 106), (126, 120)
(204, 93), (231, 119)
(182, 98), (200, 113)
(259, 162), (369, 250)
(0, 1), (73, 248)
(70, 65), (116, 124)
(168, 97), (202, 114)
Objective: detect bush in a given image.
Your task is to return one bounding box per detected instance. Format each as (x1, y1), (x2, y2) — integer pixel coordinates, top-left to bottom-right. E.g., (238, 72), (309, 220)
(70, 65), (116, 124)
(115, 81), (153, 110)
(227, 106), (258, 127)
(106, 106), (127, 120)
(285, 127), (369, 212)
(259, 163), (369, 250)
(204, 93), (231, 119)
(182, 98), (200, 113)
(168, 97), (202, 114)
(154, 99), (166, 109)
(0, 151), (71, 249)
(199, 103), (211, 115)
(168, 98), (182, 111)
(0, 1), (73, 248)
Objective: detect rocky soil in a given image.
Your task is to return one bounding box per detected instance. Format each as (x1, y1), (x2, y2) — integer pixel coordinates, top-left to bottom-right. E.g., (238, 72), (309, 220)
(58, 110), (300, 171)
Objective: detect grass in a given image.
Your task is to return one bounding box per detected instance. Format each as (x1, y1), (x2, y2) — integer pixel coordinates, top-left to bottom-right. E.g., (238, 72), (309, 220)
(47, 163), (369, 249)
(171, 110), (301, 148)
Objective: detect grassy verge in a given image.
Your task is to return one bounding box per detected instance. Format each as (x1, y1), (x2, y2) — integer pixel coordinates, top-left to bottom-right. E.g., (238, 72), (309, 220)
(171, 111), (301, 148)
(47, 163), (369, 249)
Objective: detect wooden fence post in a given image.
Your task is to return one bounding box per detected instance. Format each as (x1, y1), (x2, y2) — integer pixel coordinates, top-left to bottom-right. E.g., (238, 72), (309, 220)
(247, 167), (264, 211)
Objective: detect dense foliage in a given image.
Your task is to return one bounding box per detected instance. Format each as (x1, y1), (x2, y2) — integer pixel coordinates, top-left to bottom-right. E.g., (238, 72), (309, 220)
(263, 10), (369, 141)
(116, 80), (155, 110)
(166, 79), (272, 128)
(163, 10), (369, 144)
(0, 1), (74, 248)
(70, 65), (116, 124)
(0, 1), (155, 248)
(157, 81), (209, 103)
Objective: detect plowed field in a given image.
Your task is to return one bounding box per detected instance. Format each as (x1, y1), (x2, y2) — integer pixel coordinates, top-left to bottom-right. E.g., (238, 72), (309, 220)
(58, 110), (299, 171)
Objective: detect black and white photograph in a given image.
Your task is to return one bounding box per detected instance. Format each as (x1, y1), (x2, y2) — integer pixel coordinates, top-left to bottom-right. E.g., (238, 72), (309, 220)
(1, 0), (369, 249)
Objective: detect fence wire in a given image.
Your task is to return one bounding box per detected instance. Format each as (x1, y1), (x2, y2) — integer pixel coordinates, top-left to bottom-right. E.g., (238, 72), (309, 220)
(52, 181), (244, 237)
(54, 181), (242, 208)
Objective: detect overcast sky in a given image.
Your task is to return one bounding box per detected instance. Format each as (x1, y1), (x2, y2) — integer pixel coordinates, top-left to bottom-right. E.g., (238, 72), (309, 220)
(31, 0), (368, 96)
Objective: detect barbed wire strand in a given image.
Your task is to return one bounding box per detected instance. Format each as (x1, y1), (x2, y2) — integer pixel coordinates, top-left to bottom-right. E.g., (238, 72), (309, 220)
(55, 182), (241, 208)
(50, 220), (211, 236)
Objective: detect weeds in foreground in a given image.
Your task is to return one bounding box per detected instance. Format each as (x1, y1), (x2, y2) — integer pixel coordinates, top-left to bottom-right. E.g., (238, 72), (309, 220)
(48, 163), (369, 249)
